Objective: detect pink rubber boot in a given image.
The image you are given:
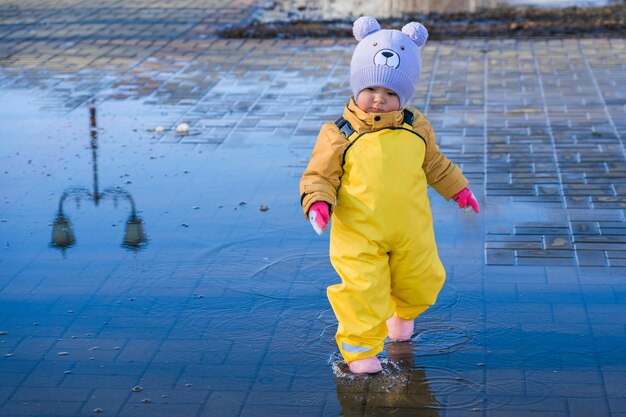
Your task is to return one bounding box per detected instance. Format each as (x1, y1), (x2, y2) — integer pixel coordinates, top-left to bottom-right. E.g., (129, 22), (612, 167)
(347, 356), (383, 374)
(386, 316), (414, 342)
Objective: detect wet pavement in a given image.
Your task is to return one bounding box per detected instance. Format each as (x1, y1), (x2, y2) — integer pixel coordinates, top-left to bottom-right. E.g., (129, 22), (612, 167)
(1, 1), (626, 416)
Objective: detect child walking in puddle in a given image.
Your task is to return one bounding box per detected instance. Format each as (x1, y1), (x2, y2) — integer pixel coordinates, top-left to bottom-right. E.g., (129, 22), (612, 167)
(299, 17), (479, 374)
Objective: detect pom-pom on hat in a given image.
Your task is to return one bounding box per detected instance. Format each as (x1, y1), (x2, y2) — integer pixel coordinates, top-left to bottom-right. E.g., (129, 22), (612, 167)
(350, 16), (428, 107)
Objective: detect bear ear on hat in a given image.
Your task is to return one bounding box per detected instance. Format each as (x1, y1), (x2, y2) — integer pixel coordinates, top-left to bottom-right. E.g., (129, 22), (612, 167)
(353, 16), (381, 41)
(401, 22), (428, 47)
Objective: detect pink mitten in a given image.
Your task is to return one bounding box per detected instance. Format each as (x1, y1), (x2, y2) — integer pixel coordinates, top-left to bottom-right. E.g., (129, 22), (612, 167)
(308, 201), (330, 235)
(453, 188), (480, 213)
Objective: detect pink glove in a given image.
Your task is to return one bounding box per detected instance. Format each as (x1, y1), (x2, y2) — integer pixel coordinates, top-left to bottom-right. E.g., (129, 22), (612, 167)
(453, 187), (480, 213)
(308, 201), (330, 235)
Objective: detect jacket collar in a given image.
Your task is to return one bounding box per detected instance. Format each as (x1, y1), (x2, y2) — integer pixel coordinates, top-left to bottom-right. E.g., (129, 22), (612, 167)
(342, 97), (405, 134)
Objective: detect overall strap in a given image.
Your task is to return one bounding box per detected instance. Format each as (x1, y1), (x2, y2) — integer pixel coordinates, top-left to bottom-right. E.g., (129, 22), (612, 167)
(402, 109), (415, 128)
(335, 116), (356, 139)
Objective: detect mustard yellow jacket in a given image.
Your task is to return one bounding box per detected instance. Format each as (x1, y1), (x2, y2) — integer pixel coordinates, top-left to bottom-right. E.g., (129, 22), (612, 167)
(299, 98), (468, 217)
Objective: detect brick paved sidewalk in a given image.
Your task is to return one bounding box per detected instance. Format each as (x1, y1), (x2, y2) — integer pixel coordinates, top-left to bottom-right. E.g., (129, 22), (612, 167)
(1, 1), (626, 416)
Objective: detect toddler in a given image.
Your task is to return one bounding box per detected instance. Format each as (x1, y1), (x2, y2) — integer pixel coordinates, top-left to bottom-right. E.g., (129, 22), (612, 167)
(299, 16), (479, 374)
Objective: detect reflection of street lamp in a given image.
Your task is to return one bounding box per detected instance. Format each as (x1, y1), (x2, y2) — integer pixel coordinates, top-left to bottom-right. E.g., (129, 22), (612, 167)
(51, 186), (148, 251)
(51, 214), (75, 250)
(50, 103), (148, 252)
(124, 213), (147, 249)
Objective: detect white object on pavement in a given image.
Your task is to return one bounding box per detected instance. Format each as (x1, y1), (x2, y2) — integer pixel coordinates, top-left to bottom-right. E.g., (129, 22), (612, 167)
(176, 123), (190, 134)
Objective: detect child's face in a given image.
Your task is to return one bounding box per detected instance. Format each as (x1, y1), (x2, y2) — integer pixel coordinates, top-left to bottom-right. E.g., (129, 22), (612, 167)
(356, 87), (401, 113)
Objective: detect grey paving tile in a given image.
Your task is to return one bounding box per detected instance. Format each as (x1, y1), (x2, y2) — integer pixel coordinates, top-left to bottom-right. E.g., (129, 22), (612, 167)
(119, 402), (203, 417)
(201, 391), (247, 417)
(79, 388), (130, 417)
(0, 372), (27, 387)
(0, 401), (84, 417)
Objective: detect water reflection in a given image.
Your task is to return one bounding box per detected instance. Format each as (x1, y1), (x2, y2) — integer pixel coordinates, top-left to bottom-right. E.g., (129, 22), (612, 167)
(50, 104), (147, 253)
(333, 343), (441, 416)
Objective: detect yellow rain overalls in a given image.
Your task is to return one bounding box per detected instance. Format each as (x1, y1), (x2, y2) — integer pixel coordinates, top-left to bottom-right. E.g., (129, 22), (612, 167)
(329, 117), (445, 362)
(300, 99), (468, 363)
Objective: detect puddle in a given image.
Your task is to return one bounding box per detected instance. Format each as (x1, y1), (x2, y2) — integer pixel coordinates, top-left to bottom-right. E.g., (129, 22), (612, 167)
(2, 36), (626, 416)
(329, 353), (526, 412)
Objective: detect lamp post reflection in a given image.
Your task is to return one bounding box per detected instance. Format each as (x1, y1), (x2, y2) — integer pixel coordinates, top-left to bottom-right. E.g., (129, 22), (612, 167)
(123, 212), (147, 249)
(51, 186), (147, 251)
(50, 104), (148, 252)
(51, 213), (75, 249)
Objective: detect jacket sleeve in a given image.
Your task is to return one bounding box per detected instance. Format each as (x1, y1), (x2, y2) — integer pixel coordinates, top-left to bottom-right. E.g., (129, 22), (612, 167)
(411, 109), (469, 200)
(299, 123), (348, 218)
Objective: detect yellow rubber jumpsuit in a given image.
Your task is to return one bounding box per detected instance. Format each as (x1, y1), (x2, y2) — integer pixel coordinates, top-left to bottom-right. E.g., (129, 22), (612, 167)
(300, 99), (468, 363)
(329, 122), (446, 362)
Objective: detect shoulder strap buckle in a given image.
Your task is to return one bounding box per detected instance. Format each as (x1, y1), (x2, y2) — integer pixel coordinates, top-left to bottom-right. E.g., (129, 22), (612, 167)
(402, 109), (415, 127)
(335, 116), (356, 139)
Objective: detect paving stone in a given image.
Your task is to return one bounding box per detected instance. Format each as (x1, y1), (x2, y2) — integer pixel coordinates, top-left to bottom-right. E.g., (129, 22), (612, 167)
(486, 241), (543, 250)
(516, 249), (575, 259)
(515, 227), (571, 236)
(575, 249), (608, 267)
(0, 400), (84, 416)
(570, 221), (599, 235)
(485, 249), (514, 265)
(574, 235), (626, 244)
(517, 257), (576, 267)
(607, 258), (626, 267)
(544, 235), (573, 249)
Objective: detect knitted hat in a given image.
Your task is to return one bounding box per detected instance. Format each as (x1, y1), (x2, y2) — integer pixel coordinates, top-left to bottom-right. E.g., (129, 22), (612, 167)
(350, 16), (428, 107)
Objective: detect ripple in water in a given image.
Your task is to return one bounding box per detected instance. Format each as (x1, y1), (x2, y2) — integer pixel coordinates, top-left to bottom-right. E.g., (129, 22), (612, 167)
(330, 352), (485, 411)
(411, 321), (475, 356)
